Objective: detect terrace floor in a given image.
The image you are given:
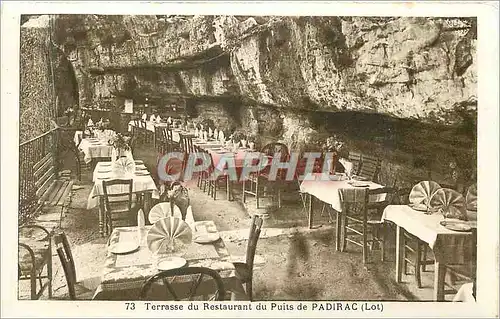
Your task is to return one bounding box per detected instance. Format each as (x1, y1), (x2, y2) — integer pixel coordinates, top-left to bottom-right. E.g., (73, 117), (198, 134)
(19, 143), (462, 301)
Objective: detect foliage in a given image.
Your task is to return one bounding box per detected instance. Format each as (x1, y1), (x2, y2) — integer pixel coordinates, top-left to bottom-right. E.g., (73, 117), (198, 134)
(109, 133), (131, 151)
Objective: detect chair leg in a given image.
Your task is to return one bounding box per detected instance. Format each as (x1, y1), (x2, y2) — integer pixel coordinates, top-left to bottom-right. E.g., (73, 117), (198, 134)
(415, 240), (423, 288)
(421, 245), (428, 272)
(335, 211), (341, 251)
(255, 178), (260, 209)
(403, 236), (408, 275)
(242, 179), (246, 203)
(47, 240), (53, 299)
(30, 269), (37, 300)
(246, 280), (253, 302)
(213, 181), (217, 200)
(362, 221), (368, 264)
(340, 213), (347, 252)
(380, 224), (385, 262)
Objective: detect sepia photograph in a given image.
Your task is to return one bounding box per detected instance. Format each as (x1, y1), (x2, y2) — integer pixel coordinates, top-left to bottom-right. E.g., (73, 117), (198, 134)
(2, 1), (498, 318)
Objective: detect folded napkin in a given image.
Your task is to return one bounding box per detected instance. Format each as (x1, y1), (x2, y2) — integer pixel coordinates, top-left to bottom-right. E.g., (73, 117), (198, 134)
(339, 158), (353, 176)
(409, 181), (442, 207)
(112, 156), (136, 175)
(156, 115), (162, 123)
(429, 188), (467, 220)
(147, 217), (193, 254)
(218, 130), (225, 142)
(142, 114), (147, 121)
(167, 117), (172, 124)
(87, 119), (94, 127)
(150, 114), (156, 122)
(465, 183), (477, 211)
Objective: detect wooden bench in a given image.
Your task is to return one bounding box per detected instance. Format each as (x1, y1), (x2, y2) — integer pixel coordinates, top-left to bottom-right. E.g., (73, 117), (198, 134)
(34, 148), (74, 227)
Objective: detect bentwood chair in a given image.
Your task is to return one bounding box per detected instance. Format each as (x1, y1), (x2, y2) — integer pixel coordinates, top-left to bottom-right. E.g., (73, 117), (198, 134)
(242, 142), (288, 208)
(140, 267), (226, 301)
(102, 179), (137, 234)
(18, 225), (53, 299)
(54, 232), (98, 300)
(233, 215), (264, 301)
(339, 187), (395, 264)
(358, 154), (382, 182)
(348, 151), (362, 176)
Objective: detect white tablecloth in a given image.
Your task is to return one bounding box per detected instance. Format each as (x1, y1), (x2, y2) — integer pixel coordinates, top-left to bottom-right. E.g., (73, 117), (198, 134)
(78, 138), (114, 163)
(453, 282), (476, 302)
(381, 205), (476, 263)
(299, 173), (385, 212)
(128, 120), (170, 133)
(73, 131), (83, 146)
(87, 162), (160, 209)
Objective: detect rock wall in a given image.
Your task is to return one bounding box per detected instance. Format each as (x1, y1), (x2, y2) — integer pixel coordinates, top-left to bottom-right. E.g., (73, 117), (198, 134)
(20, 16), (55, 142)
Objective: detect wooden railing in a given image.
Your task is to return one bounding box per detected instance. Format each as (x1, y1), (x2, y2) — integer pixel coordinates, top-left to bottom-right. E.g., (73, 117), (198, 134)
(19, 128), (59, 222)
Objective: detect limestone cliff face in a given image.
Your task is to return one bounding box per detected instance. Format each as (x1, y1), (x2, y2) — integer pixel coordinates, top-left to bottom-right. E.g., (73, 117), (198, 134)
(54, 15), (476, 127)
(21, 14), (478, 189)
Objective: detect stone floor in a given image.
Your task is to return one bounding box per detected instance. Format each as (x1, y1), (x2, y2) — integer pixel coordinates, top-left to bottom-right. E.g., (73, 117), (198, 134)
(18, 143), (468, 301)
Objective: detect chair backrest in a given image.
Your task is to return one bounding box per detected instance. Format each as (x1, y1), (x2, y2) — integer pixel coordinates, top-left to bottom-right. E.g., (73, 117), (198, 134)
(246, 215), (264, 269)
(54, 232), (76, 300)
(179, 133), (195, 154)
(140, 267), (226, 301)
(348, 151), (362, 175)
(391, 187), (412, 205)
(339, 186), (395, 218)
(465, 183), (477, 211)
(102, 179), (134, 228)
(358, 154), (381, 182)
(260, 142), (289, 161)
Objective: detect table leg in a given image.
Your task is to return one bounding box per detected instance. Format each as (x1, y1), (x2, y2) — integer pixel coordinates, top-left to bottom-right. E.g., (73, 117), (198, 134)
(308, 194), (313, 229)
(433, 261), (446, 301)
(395, 226), (404, 282)
(98, 197), (105, 237)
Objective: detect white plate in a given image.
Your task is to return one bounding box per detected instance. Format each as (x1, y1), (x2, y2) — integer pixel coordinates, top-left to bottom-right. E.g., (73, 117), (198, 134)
(349, 181), (370, 187)
(440, 220), (473, 232)
(194, 233), (220, 244)
(157, 256), (187, 271)
(98, 170), (112, 173)
(109, 241), (139, 254)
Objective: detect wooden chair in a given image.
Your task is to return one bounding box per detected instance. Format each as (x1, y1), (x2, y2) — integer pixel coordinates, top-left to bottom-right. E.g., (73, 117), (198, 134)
(102, 179), (137, 234)
(196, 148), (231, 201)
(358, 154), (381, 182)
(18, 225), (53, 299)
(392, 186), (435, 288)
(348, 151), (362, 175)
(242, 142), (288, 208)
(160, 126), (177, 154)
(233, 215), (264, 301)
(339, 187), (395, 264)
(140, 267), (225, 301)
(444, 228), (477, 298)
(54, 232), (98, 300)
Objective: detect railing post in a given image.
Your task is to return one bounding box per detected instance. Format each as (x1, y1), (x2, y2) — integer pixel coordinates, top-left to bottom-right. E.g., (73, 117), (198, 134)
(52, 128), (60, 175)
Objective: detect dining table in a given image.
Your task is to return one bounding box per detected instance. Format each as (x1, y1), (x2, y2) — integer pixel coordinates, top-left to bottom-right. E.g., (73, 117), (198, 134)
(299, 172), (386, 235)
(78, 137), (114, 164)
(87, 161), (160, 236)
(381, 205), (477, 301)
(92, 220), (248, 300)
